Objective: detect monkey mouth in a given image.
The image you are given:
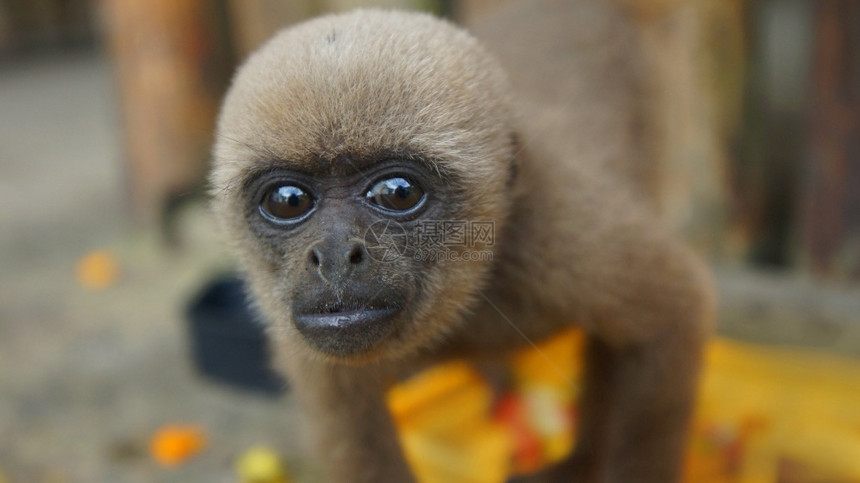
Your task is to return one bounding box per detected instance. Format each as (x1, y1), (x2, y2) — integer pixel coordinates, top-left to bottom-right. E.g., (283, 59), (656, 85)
(297, 306), (399, 325)
(293, 304), (402, 357)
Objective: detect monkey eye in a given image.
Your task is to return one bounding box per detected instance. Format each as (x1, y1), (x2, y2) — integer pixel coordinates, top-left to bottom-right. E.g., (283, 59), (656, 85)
(366, 177), (426, 212)
(260, 184), (314, 222)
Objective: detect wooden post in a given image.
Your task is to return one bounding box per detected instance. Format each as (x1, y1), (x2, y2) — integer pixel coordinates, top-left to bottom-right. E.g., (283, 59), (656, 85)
(802, 1), (860, 279)
(101, 0), (234, 224)
(731, 0), (813, 268)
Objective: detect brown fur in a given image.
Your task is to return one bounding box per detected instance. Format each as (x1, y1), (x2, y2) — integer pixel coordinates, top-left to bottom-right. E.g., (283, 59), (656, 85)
(210, 1), (714, 482)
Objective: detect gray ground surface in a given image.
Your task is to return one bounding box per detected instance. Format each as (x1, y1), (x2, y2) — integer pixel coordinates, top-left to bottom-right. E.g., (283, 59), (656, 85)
(0, 53), (306, 483)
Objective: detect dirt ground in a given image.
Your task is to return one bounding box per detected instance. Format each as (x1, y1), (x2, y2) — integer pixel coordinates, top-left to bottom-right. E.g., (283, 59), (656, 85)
(0, 52), (310, 482)
(2, 51), (859, 483)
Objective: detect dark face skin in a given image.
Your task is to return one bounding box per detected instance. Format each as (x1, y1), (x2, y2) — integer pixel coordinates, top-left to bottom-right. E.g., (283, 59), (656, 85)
(240, 156), (462, 358)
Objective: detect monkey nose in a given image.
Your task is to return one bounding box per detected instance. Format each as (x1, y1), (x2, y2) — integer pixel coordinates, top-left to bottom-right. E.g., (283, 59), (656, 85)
(308, 240), (368, 279)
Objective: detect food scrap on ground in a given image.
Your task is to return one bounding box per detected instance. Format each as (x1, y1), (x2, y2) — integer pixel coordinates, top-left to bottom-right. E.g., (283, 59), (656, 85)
(149, 424), (207, 467)
(75, 250), (120, 290)
(235, 445), (291, 483)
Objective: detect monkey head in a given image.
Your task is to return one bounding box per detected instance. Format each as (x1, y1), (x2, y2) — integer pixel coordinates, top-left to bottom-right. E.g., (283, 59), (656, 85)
(210, 10), (516, 364)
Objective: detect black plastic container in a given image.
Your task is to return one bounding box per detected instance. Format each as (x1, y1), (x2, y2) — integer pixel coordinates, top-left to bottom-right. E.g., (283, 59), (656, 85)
(186, 275), (285, 396)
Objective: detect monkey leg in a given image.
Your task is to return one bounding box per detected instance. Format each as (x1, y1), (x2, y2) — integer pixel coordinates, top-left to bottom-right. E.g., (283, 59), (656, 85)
(509, 319), (705, 483)
(570, 325), (705, 482)
(537, 251), (711, 482)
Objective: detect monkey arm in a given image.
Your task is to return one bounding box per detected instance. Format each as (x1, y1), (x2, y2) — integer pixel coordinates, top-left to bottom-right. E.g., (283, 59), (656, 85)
(569, 323), (706, 482)
(562, 229), (712, 483)
(513, 236), (712, 482)
(282, 357), (416, 483)
(490, 147), (714, 481)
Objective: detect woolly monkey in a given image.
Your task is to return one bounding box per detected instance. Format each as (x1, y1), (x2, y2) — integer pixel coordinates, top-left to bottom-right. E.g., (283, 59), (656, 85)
(210, 1), (713, 481)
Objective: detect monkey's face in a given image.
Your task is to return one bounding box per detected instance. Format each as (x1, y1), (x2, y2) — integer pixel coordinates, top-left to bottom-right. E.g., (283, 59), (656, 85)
(210, 10), (515, 363)
(237, 158), (478, 361)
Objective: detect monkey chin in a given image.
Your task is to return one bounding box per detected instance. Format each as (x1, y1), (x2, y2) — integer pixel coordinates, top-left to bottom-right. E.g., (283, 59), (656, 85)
(298, 335), (404, 367)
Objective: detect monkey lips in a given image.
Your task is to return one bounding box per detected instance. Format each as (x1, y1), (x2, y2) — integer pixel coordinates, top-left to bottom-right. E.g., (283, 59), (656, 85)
(292, 297), (406, 357)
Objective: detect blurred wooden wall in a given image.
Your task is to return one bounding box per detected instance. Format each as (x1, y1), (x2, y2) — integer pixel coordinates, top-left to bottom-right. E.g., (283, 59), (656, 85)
(0, 0), (98, 55)
(733, 0), (812, 271)
(735, 0), (860, 280)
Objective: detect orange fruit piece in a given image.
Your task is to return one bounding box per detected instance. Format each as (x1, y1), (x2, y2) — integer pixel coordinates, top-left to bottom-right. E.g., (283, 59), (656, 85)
(149, 424), (207, 467)
(75, 250), (120, 290)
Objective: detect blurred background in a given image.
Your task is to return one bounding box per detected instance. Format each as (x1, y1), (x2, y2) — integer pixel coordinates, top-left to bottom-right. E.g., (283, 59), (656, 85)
(0, 0), (858, 482)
